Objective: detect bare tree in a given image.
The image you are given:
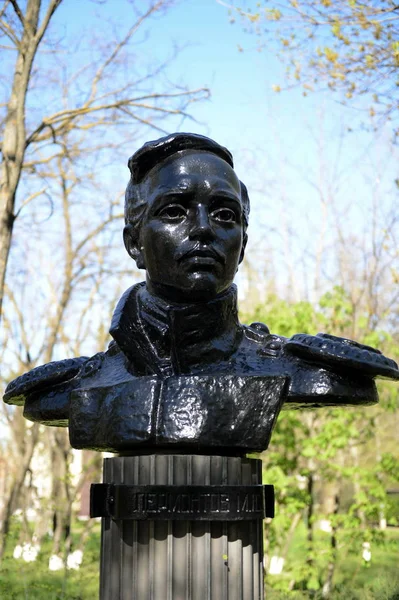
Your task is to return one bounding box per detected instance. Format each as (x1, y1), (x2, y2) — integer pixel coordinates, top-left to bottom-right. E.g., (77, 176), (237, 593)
(0, 0), (208, 320)
(0, 118), (140, 559)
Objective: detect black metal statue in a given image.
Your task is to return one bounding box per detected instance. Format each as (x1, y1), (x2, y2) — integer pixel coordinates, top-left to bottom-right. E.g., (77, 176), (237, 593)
(4, 133), (399, 454)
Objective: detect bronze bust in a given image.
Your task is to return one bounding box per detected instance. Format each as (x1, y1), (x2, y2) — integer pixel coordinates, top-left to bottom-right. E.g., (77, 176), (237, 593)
(4, 133), (399, 454)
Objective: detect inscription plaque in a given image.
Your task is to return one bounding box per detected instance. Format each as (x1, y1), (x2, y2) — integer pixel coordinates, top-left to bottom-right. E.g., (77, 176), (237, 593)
(90, 483), (275, 521)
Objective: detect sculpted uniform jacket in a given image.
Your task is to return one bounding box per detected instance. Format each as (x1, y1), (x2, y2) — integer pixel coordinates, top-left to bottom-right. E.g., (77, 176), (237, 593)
(4, 284), (399, 454)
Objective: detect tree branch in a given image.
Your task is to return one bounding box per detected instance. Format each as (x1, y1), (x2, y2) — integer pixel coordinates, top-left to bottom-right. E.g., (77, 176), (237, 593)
(0, 0), (11, 21)
(0, 18), (20, 46)
(72, 213), (123, 260)
(9, 0), (24, 26)
(14, 187), (46, 219)
(87, 0), (165, 104)
(25, 88), (209, 146)
(35, 0), (62, 44)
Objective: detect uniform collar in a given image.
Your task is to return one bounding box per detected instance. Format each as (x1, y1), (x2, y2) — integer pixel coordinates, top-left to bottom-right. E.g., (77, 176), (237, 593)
(110, 282), (242, 376)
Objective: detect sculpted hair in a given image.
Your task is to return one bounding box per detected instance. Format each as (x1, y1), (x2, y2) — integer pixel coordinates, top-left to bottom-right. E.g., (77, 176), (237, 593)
(124, 132), (250, 233)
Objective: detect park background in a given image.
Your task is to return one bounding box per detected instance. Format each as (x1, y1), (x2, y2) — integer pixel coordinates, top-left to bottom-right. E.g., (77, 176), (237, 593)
(0, 0), (398, 598)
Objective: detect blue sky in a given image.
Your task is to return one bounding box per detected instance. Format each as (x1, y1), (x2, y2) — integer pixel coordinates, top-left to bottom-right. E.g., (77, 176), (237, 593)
(6, 0), (399, 306)
(54, 0), (330, 155)
(15, 0), (392, 305)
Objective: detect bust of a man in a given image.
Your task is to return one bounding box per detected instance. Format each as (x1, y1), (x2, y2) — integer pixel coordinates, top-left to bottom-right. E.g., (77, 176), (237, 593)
(4, 133), (399, 453)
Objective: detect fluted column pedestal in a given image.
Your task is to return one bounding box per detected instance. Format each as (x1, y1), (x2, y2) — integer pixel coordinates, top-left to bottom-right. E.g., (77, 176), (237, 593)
(93, 455), (268, 600)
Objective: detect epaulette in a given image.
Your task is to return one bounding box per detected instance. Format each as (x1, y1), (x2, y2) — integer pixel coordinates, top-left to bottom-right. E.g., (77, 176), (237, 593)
(243, 322), (288, 358)
(3, 357), (89, 406)
(284, 333), (399, 380)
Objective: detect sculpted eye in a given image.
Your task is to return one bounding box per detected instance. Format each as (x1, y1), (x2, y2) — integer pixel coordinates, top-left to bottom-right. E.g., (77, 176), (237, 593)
(211, 207), (237, 223)
(158, 204), (187, 221)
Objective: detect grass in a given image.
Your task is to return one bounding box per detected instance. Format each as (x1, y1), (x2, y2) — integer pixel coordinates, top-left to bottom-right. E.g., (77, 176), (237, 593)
(0, 521), (398, 599)
(0, 520), (101, 600)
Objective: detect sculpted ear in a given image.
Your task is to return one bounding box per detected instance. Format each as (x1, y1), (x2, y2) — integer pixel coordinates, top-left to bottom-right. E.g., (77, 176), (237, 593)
(123, 224), (145, 269)
(239, 232), (248, 265)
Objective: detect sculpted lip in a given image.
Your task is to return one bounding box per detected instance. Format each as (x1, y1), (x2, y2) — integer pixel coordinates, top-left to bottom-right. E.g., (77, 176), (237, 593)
(179, 246), (225, 264)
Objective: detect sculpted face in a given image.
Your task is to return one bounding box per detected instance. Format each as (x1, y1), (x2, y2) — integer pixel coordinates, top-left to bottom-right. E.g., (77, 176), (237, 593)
(124, 151), (246, 302)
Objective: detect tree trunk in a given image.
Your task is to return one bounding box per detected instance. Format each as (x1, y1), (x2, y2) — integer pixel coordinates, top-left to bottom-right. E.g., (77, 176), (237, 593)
(0, 0), (42, 319)
(321, 494), (340, 598)
(306, 471), (314, 568)
(50, 428), (72, 558)
(0, 420), (40, 561)
(374, 416), (387, 530)
(350, 441), (367, 527)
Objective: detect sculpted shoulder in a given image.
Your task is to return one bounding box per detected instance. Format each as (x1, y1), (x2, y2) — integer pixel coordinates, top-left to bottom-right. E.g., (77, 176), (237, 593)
(4, 314), (399, 435)
(2, 343), (130, 426)
(283, 333), (399, 380)
(245, 328), (399, 408)
(3, 357), (90, 407)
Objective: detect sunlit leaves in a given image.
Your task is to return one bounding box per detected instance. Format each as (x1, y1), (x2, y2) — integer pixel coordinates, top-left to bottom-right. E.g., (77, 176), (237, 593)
(266, 8), (282, 20)
(228, 0), (399, 135)
(324, 47), (339, 63)
(243, 287), (399, 590)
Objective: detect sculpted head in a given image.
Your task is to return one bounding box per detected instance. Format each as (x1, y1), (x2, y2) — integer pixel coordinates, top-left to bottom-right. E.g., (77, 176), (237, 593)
(124, 133), (250, 303)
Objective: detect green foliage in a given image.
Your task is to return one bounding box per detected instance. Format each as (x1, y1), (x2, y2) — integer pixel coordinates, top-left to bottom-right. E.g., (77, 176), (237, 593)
(265, 527), (399, 598)
(241, 287), (399, 593)
(242, 295), (321, 337)
(1, 287), (397, 597)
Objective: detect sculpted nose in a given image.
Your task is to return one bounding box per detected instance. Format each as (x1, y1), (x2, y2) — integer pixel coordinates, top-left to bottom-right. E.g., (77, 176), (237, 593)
(189, 205), (214, 240)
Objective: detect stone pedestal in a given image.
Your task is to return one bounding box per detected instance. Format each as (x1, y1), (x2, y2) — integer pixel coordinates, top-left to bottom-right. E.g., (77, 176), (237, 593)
(94, 455), (267, 600)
